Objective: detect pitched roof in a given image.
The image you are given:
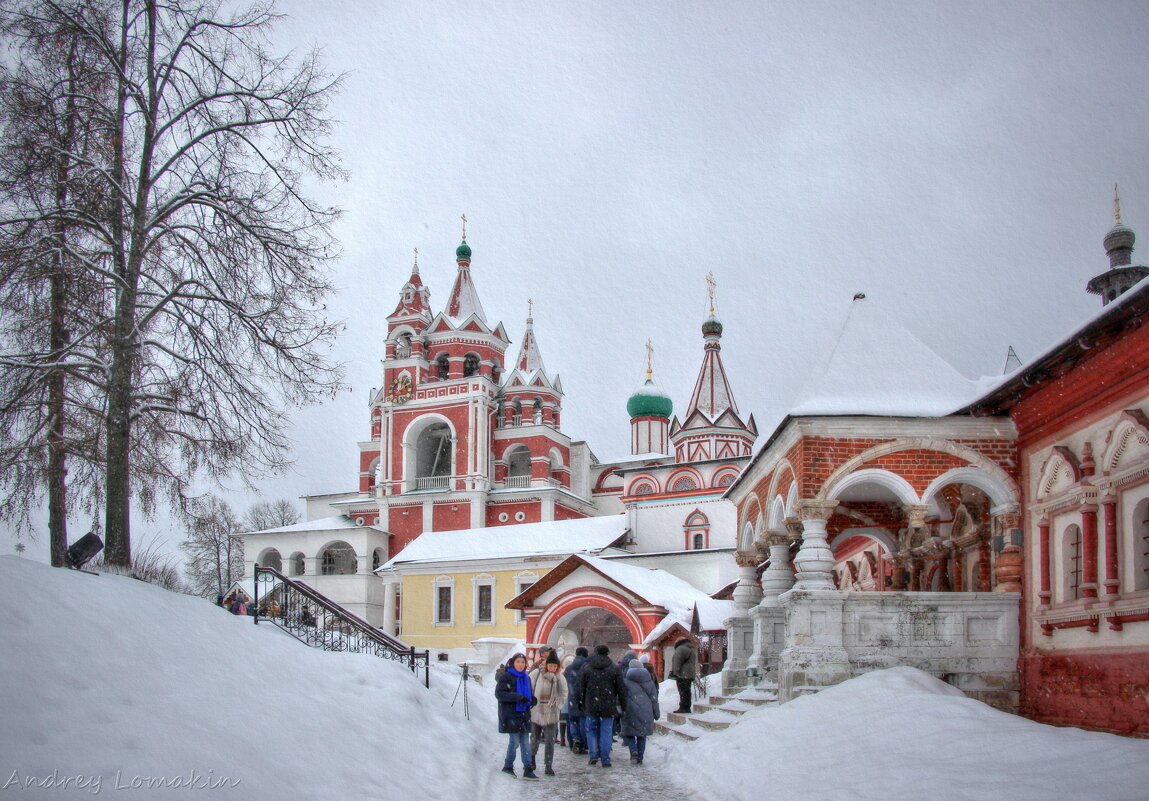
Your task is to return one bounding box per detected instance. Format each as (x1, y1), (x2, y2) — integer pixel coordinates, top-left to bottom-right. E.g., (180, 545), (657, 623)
(244, 515), (389, 537)
(789, 296), (979, 417)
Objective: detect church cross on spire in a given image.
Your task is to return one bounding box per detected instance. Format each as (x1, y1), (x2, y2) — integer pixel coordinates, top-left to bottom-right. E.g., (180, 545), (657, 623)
(528, 298), (534, 322)
(1115, 184), (1123, 226)
(645, 338), (654, 381)
(413, 247), (419, 274)
(461, 213), (468, 241)
(706, 272), (717, 317)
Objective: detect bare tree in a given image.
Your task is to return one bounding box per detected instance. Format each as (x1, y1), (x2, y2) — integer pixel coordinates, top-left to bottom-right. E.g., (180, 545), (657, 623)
(0, 5), (114, 564)
(181, 493), (242, 598)
(0, 0), (346, 567)
(243, 497), (300, 532)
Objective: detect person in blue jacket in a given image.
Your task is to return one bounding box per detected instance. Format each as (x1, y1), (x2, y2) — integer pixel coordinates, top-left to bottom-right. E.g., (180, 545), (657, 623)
(495, 653), (539, 780)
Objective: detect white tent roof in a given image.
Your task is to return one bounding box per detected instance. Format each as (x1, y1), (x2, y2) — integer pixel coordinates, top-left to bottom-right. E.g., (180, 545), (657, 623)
(789, 296), (979, 417)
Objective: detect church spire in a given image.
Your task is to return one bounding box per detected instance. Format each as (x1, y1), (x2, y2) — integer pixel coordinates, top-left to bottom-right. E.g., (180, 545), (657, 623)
(686, 274), (739, 418)
(444, 214), (487, 322)
(515, 299), (546, 374)
(389, 247), (431, 319)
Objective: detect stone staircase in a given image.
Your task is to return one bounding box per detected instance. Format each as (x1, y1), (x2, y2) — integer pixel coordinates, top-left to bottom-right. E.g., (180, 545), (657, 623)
(655, 684), (780, 741)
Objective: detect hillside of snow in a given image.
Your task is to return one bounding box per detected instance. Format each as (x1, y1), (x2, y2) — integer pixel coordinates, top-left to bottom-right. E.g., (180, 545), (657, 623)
(2, 554), (1148, 801)
(660, 667), (1149, 801)
(0, 556), (493, 800)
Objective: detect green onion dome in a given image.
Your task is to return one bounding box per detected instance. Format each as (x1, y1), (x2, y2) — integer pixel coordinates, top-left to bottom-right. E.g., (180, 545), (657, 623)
(702, 316), (723, 337)
(627, 379), (673, 419)
(456, 240), (472, 259)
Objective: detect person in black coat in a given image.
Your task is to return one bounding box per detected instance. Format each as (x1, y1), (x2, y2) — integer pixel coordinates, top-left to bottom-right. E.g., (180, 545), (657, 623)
(563, 647), (589, 754)
(495, 653), (539, 780)
(577, 645), (628, 767)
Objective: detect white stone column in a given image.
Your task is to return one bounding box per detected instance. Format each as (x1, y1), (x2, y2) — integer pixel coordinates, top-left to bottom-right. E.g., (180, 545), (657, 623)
(759, 528), (797, 605)
(382, 579), (398, 636)
(732, 550), (763, 612)
(792, 501), (838, 591)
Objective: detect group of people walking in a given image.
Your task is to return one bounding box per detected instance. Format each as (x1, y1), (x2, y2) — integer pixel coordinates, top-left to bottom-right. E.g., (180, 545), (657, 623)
(495, 638), (698, 781)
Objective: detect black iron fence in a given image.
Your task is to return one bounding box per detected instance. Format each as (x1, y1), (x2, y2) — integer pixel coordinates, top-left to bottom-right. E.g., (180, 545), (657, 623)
(253, 565), (429, 687)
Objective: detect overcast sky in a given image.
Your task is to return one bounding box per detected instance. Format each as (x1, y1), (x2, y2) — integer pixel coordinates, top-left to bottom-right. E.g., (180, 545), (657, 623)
(13, 1), (1149, 560)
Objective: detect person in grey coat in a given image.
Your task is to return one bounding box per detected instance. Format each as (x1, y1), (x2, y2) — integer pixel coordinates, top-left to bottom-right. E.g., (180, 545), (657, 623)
(669, 637), (698, 714)
(620, 658), (659, 764)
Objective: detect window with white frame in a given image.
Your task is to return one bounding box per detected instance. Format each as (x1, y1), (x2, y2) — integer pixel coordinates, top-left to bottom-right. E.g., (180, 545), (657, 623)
(514, 571), (538, 624)
(473, 574), (495, 625)
(433, 575), (455, 625)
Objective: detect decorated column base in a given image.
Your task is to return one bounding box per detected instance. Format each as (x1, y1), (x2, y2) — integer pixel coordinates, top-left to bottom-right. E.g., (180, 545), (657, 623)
(720, 613), (757, 691)
(777, 590), (851, 701)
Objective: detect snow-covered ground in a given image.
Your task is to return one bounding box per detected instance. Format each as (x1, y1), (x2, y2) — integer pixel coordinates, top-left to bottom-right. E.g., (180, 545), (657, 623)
(2, 554), (1147, 801)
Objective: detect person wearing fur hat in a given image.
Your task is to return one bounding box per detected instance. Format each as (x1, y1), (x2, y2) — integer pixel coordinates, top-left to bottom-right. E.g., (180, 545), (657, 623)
(495, 653), (538, 780)
(529, 652), (568, 776)
(620, 657), (659, 764)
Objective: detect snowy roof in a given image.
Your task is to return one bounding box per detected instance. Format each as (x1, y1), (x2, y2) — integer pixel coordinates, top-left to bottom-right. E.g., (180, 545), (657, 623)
(959, 275), (1149, 413)
(243, 515), (389, 537)
(580, 555), (712, 615)
(444, 263), (487, 324)
(694, 597), (736, 631)
(225, 574), (280, 601)
(379, 515), (628, 568)
(789, 296), (980, 417)
(514, 316), (546, 374)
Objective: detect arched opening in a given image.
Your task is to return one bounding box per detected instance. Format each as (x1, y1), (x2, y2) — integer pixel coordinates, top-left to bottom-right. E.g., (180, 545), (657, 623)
(492, 359), (502, 385)
(670, 473), (699, 492)
(372, 548), (385, 571)
(415, 422), (452, 486)
(320, 541), (357, 575)
(559, 607), (634, 657)
(436, 352), (450, 380)
(258, 548), (283, 572)
(289, 551), (305, 576)
(395, 332), (412, 358)
(506, 445), (531, 487)
(463, 352), (480, 378)
(532, 397), (543, 424)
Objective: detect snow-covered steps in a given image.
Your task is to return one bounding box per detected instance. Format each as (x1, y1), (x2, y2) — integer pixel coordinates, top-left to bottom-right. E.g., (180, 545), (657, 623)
(655, 684), (781, 740)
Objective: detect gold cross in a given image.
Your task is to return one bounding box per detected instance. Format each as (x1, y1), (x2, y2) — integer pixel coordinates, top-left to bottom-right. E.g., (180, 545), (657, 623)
(528, 298), (534, 320)
(461, 213), (468, 240)
(1115, 184), (1122, 226)
(706, 272), (717, 316)
(645, 338), (654, 381)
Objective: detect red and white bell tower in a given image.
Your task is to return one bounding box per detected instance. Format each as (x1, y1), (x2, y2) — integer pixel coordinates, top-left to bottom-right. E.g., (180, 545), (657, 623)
(344, 221), (590, 556)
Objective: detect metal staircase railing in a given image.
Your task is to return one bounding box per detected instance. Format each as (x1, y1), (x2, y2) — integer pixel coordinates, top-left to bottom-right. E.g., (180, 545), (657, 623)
(253, 565), (429, 687)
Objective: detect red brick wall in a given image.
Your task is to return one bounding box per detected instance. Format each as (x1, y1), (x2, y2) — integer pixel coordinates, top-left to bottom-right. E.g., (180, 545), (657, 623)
(386, 505), (423, 555)
(432, 501), (471, 531)
(1019, 651), (1149, 737)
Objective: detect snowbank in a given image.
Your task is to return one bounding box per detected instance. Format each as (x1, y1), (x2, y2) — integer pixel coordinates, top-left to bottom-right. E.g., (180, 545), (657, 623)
(662, 667), (1149, 801)
(0, 556), (494, 800)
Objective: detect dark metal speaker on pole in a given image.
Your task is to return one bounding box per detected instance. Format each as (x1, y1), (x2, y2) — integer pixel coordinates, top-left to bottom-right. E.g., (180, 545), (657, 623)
(65, 532), (104, 571)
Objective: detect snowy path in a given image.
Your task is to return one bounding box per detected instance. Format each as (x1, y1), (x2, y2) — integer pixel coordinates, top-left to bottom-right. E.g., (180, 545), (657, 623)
(474, 734), (706, 800)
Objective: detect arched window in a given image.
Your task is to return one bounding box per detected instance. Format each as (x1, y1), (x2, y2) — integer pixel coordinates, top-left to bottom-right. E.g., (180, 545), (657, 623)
(1060, 524), (1082, 602)
(395, 333), (412, 358)
(684, 510), (709, 549)
(532, 398), (543, 424)
(506, 445), (531, 487)
(415, 422), (452, 482)
(320, 541), (357, 575)
(631, 480), (656, 496)
(258, 548), (283, 572)
(671, 474), (699, 492)
(372, 548), (385, 571)
(463, 353), (480, 377)
(1134, 498), (1149, 592)
(289, 552), (305, 576)
(513, 399), (523, 426)
(436, 353), (450, 380)
(492, 360), (502, 385)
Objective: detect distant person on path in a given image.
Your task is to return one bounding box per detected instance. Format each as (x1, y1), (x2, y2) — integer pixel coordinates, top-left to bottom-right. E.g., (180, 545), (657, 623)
(578, 645), (628, 767)
(529, 652), (568, 776)
(621, 657), (659, 764)
(230, 595), (247, 616)
(669, 637), (698, 714)
(564, 646), (589, 754)
(496, 653), (539, 780)
(558, 653), (575, 746)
